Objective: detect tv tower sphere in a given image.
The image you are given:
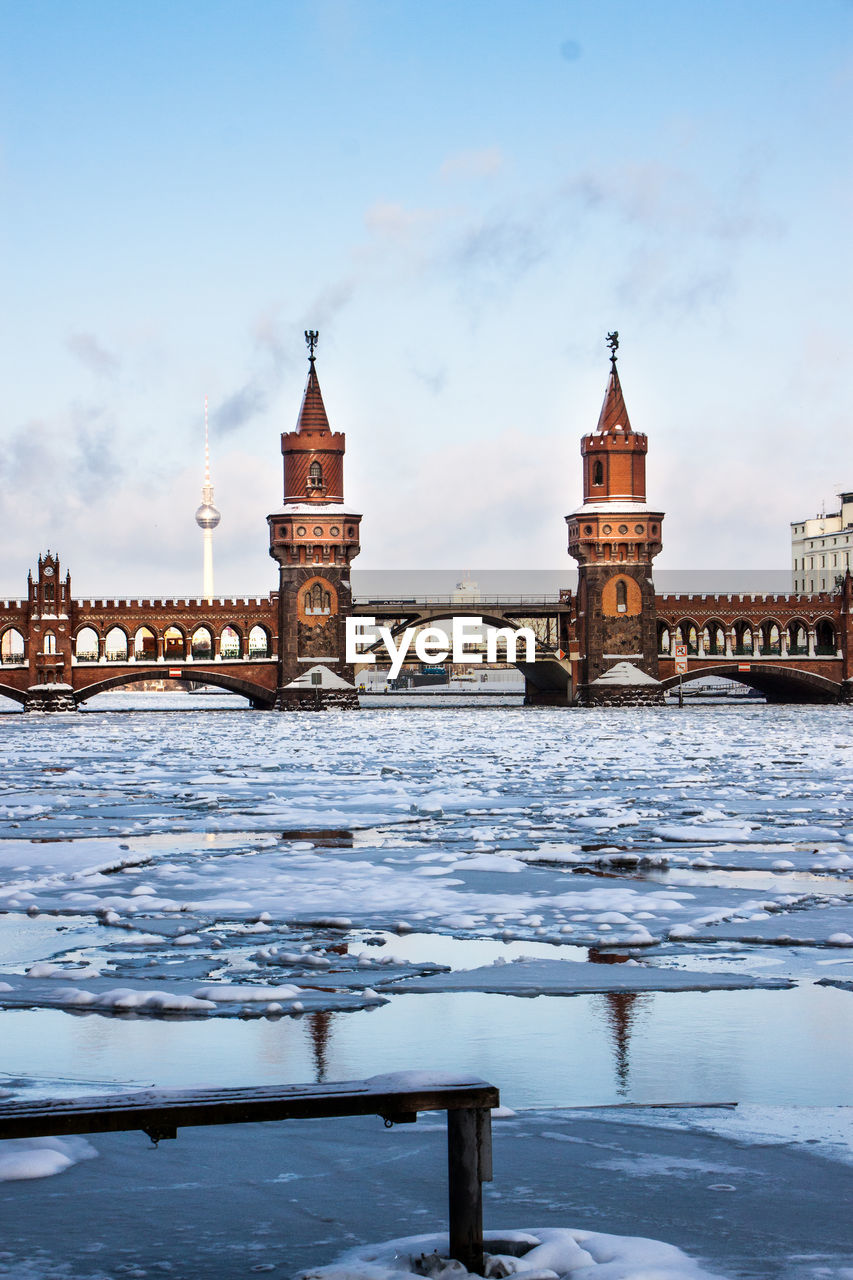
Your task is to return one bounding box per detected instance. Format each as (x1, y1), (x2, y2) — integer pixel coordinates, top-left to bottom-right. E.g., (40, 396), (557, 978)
(195, 499), (221, 530)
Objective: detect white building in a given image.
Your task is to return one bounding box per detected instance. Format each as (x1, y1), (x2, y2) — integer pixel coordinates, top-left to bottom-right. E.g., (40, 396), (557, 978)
(791, 492), (853, 593)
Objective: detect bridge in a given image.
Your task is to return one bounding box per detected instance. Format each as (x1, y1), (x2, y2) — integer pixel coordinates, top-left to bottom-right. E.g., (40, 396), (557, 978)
(1, 335), (850, 710)
(351, 594), (574, 704)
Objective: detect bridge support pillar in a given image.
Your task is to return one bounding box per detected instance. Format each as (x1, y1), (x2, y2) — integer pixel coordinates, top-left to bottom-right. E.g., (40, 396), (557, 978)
(24, 684), (77, 713)
(523, 679), (571, 707)
(841, 679), (853, 704)
(273, 687), (360, 712)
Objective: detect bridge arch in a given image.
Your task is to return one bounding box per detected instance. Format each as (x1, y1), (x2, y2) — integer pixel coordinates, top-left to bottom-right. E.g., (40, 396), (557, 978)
(75, 667), (276, 708)
(364, 611), (559, 658)
(0, 681), (27, 706)
(659, 663), (842, 704)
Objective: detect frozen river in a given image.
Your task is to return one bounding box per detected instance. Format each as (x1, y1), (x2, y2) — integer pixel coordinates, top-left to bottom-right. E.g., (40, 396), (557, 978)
(1, 694), (852, 1279)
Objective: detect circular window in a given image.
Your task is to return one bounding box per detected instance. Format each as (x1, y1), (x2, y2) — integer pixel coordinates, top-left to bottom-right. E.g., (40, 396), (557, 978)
(43, 566), (54, 577)
(634, 524), (644, 535)
(584, 524), (593, 535)
(296, 526), (306, 536)
(618, 524), (628, 535)
(330, 526), (340, 536)
(313, 526), (324, 537)
(602, 524), (612, 535)
(279, 526), (289, 537)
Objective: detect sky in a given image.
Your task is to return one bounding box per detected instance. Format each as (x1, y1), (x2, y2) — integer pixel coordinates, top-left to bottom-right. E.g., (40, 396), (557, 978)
(0, 0), (851, 596)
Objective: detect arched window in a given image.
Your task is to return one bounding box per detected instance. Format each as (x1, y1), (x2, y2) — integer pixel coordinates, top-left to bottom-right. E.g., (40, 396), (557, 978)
(105, 627), (128, 661)
(592, 460), (604, 486)
(191, 627), (214, 660)
(304, 583), (331, 615)
(42, 630), (57, 654)
(734, 622), (753, 655)
(163, 626), (186, 660)
(759, 622), (780, 655)
(75, 627), (100, 661)
(220, 626), (242, 658)
(134, 627), (157, 660)
(703, 622), (725, 655)
(248, 625), (270, 657)
(657, 623), (671, 655)
(1, 628), (25, 664)
(787, 621), (808, 654)
(308, 460), (323, 490)
(616, 580), (627, 613)
(816, 620), (836, 655)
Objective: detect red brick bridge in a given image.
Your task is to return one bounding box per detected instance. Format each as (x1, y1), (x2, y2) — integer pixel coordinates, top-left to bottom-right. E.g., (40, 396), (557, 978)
(1, 337), (850, 709)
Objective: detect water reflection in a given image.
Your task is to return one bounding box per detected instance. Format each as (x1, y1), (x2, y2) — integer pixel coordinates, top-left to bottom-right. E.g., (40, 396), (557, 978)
(596, 991), (652, 1094)
(4, 984), (852, 1108)
(308, 1010), (334, 1082)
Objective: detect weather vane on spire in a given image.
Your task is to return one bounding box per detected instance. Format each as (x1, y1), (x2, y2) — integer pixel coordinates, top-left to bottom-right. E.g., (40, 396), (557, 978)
(606, 331), (619, 369)
(305, 330), (319, 362)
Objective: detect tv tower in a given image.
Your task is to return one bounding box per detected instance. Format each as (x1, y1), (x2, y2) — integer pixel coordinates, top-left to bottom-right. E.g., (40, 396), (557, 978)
(195, 396), (221, 601)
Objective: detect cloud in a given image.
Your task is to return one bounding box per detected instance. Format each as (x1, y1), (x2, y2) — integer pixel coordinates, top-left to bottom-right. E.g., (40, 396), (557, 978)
(66, 332), (119, 377)
(364, 201), (443, 243)
(212, 314), (293, 435)
(440, 147), (504, 181)
(410, 364), (447, 396)
(448, 212), (548, 292)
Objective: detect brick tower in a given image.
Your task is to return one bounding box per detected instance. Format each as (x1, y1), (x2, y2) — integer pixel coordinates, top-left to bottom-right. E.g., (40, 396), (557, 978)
(267, 332), (362, 709)
(26, 552), (76, 711)
(566, 335), (665, 704)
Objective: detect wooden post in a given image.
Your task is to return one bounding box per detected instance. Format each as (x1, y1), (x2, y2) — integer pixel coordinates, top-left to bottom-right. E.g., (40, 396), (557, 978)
(447, 1107), (491, 1273)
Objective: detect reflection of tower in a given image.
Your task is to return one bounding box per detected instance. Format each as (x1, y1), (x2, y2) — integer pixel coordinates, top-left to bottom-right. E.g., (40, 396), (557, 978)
(597, 991), (650, 1094)
(195, 397), (221, 602)
(307, 1010), (333, 1082)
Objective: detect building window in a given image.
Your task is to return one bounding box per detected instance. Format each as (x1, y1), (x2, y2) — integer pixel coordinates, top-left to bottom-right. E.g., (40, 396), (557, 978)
(592, 460), (604, 486)
(308, 461), (323, 490)
(310, 670), (322, 685)
(43, 631), (56, 654)
(616, 580), (627, 613)
(304, 583), (331, 615)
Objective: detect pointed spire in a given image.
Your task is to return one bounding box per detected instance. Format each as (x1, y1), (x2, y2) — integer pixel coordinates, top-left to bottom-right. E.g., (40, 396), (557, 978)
(596, 363), (632, 434)
(597, 335), (632, 434)
(296, 331), (332, 434)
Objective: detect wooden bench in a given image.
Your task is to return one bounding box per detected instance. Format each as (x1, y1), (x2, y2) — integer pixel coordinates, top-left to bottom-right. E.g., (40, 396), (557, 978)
(0, 1072), (499, 1273)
